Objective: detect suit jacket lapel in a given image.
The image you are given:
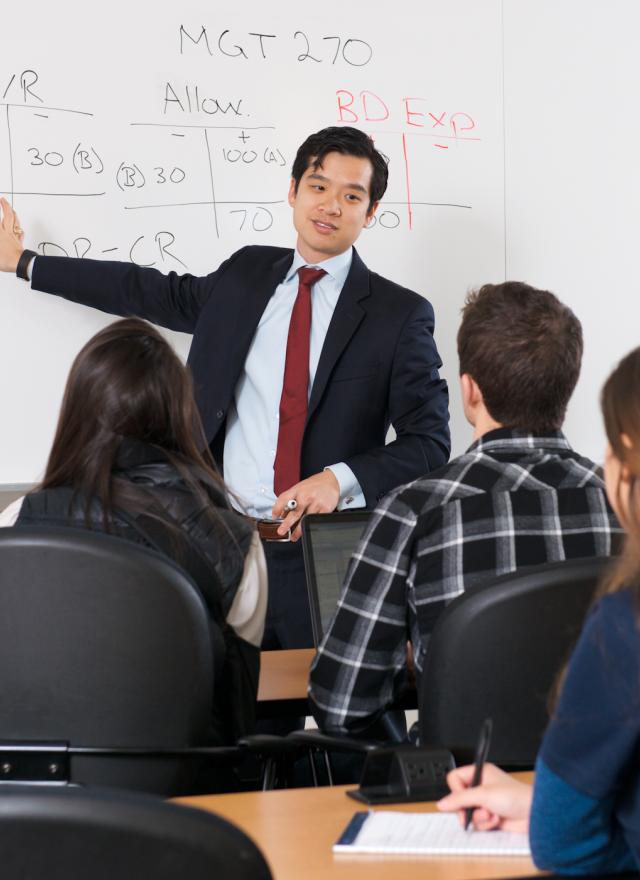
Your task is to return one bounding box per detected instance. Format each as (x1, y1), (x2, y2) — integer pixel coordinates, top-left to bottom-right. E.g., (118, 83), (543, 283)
(307, 248), (370, 423)
(229, 250), (293, 378)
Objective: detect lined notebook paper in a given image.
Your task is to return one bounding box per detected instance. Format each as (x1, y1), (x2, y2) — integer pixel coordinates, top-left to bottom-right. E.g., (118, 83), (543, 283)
(334, 812), (531, 856)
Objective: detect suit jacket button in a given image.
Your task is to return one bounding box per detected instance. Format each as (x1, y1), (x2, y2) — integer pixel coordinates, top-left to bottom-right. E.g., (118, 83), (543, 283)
(216, 409), (224, 419)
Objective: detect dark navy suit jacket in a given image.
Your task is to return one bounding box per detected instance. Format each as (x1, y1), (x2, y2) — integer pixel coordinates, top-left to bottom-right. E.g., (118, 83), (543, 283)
(32, 245), (450, 506)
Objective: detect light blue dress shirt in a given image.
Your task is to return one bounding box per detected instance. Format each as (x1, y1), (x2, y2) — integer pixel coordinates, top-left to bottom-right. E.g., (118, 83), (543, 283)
(223, 247), (365, 518)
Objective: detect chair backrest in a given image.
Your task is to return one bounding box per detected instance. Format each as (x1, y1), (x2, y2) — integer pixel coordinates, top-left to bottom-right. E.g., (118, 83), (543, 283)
(419, 557), (611, 767)
(0, 785), (272, 880)
(301, 512), (371, 645)
(0, 526), (215, 792)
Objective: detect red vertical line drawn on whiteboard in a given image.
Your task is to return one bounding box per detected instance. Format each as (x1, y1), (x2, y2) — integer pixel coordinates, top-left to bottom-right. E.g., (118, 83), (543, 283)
(401, 132), (412, 231)
(203, 129), (220, 238)
(5, 105), (14, 207)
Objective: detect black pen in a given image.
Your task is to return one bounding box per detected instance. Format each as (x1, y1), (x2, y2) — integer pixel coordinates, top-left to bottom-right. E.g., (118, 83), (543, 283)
(464, 717), (493, 831)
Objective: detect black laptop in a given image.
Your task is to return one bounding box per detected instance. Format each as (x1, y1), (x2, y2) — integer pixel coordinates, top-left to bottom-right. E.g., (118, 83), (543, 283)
(301, 511), (371, 647)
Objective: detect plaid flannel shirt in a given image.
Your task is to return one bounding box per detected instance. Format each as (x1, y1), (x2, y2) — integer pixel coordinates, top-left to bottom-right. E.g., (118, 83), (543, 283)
(308, 429), (621, 735)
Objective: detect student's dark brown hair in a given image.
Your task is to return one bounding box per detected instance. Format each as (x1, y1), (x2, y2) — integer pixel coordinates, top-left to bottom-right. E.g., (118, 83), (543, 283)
(39, 317), (228, 531)
(550, 349), (637, 709)
(457, 281), (583, 432)
(596, 346), (640, 599)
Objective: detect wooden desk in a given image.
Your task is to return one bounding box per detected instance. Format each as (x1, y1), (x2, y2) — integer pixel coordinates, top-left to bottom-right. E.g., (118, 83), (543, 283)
(257, 648), (314, 718)
(178, 773), (539, 880)
(258, 649), (314, 702)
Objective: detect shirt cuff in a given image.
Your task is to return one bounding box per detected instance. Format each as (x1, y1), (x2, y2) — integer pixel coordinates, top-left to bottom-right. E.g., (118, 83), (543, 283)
(25, 254), (36, 282)
(325, 463), (365, 510)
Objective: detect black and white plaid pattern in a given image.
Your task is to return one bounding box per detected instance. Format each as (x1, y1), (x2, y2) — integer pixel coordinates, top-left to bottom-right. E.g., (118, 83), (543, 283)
(308, 429), (622, 735)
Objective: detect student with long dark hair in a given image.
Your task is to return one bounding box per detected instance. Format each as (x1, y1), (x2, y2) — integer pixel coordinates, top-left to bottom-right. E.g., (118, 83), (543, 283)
(0, 317), (267, 745)
(437, 345), (640, 874)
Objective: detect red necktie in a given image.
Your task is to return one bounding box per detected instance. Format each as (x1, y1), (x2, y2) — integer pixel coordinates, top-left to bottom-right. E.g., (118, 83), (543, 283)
(273, 266), (326, 496)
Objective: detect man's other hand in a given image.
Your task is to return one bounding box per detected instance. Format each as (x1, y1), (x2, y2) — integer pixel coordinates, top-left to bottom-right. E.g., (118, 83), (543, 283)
(0, 197), (26, 273)
(272, 469), (340, 541)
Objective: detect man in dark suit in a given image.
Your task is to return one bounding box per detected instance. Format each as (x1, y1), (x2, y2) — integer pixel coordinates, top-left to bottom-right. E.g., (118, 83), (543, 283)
(0, 127), (450, 649)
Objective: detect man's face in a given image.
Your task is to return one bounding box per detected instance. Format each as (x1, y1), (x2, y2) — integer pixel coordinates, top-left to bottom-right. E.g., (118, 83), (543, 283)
(288, 151), (378, 263)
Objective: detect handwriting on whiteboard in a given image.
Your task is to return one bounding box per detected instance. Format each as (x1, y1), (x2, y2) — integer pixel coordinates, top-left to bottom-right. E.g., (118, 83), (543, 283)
(1, 54), (481, 266)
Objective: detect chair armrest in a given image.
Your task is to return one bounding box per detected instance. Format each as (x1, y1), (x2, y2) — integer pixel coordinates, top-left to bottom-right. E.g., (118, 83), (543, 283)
(237, 734), (305, 757)
(287, 729), (381, 754)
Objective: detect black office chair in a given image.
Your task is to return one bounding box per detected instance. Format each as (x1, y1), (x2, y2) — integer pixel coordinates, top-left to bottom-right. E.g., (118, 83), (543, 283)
(0, 785), (272, 879)
(0, 526), (239, 794)
(420, 556), (611, 767)
(292, 556), (611, 786)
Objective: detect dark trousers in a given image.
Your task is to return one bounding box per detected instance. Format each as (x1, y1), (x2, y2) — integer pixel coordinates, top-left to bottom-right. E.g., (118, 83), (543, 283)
(261, 539), (314, 650)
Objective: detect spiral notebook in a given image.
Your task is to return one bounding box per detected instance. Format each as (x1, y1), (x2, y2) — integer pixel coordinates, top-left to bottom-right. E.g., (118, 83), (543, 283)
(334, 812), (531, 856)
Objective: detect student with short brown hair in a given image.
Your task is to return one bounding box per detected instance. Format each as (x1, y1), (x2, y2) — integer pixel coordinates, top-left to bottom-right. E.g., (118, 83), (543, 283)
(309, 281), (620, 737)
(458, 281), (583, 433)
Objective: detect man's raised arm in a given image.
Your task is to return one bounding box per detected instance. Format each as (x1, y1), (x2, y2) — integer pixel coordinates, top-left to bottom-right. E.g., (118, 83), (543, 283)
(0, 196), (223, 334)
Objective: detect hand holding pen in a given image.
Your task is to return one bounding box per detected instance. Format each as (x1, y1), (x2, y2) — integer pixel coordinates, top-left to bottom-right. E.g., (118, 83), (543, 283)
(436, 722), (532, 835)
(464, 717), (493, 830)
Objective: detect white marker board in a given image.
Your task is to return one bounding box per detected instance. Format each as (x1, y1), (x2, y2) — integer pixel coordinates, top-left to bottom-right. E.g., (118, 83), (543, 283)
(503, 0), (640, 464)
(4, 0), (631, 484)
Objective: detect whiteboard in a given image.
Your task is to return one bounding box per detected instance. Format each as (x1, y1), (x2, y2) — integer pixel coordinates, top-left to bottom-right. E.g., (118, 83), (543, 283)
(503, 0), (640, 463)
(1, 0), (506, 483)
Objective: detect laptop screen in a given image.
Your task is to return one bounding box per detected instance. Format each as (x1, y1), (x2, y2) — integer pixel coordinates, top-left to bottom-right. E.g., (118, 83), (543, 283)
(301, 512), (371, 646)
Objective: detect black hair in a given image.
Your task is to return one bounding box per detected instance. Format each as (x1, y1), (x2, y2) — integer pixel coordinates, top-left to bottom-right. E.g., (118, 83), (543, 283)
(291, 126), (388, 209)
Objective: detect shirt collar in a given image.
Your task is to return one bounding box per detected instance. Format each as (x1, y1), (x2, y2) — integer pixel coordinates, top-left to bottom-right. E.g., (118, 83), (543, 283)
(285, 246), (353, 288)
(467, 427), (573, 455)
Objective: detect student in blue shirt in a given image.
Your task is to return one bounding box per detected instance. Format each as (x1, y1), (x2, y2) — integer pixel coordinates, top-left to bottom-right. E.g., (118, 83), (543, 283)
(438, 344), (640, 875)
